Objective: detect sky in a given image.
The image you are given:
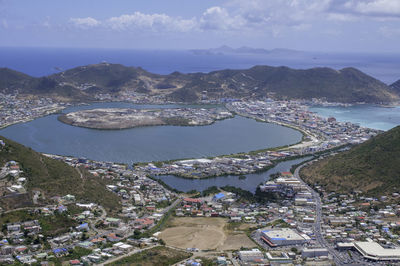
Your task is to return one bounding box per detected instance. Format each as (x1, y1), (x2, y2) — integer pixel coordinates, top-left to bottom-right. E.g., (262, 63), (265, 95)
(1, 0), (400, 52)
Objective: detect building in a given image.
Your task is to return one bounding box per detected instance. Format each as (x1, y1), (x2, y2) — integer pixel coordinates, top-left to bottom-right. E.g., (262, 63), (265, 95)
(261, 228), (310, 247)
(302, 248), (329, 258)
(266, 252), (292, 263)
(238, 249), (264, 262)
(336, 242), (354, 250)
(354, 241), (400, 261)
(213, 193), (225, 201)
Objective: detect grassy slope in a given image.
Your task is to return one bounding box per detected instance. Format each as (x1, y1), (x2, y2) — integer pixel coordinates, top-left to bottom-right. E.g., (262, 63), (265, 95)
(0, 68), (34, 93)
(300, 126), (400, 196)
(106, 246), (191, 266)
(0, 209), (77, 237)
(0, 136), (120, 212)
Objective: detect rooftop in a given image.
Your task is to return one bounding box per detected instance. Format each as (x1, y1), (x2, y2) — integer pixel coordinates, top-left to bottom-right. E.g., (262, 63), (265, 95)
(354, 241), (400, 260)
(262, 228), (305, 241)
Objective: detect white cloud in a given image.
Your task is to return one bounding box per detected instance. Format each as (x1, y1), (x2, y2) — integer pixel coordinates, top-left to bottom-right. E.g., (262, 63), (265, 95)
(326, 13), (358, 21)
(333, 0), (400, 18)
(70, 17), (101, 29)
(199, 6), (246, 31)
(106, 12), (195, 32)
(66, 0), (400, 37)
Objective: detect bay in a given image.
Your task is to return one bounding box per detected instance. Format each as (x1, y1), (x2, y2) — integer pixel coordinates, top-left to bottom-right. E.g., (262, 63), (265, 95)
(309, 105), (400, 131)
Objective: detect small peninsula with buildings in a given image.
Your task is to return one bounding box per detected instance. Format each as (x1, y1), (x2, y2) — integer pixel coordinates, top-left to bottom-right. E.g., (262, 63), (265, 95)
(58, 107), (233, 129)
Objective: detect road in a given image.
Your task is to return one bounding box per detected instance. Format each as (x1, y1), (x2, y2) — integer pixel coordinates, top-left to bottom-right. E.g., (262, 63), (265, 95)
(161, 197), (181, 214)
(97, 244), (159, 265)
(294, 162), (350, 265)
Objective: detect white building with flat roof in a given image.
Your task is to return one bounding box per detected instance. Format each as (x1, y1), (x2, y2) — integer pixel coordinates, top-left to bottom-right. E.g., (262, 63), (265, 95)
(261, 228), (310, 247)
(354, 241), (400, 261)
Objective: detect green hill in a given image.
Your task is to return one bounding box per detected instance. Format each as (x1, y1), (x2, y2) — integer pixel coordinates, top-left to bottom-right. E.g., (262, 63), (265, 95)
(300, 126), (400, 196)
(0, 136), (120, 212)
(1, 63), (399, 104)
(0, 68), (34, 93)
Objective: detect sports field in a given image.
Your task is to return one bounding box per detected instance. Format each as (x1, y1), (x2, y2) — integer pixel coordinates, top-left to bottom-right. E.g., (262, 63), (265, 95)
(159, 217), (257, 251)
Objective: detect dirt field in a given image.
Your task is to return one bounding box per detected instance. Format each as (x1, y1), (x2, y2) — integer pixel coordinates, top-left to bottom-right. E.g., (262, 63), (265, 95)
(159, 217), (257, 251)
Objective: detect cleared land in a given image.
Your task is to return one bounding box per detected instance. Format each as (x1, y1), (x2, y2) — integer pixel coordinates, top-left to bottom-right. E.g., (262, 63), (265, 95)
(58, 108), (232, 129)
(159, 217), (257, 251)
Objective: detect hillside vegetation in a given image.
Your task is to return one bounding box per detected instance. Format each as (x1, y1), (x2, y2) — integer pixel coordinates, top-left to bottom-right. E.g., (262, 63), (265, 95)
(300, 126), (400, 196)
(0, 136), (120, 212)
(0, 63), (399, 104)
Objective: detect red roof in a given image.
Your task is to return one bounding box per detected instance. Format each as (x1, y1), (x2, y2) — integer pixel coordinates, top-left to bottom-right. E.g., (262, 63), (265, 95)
(184, 198), (202, 203)
(135, 218), (154, 225)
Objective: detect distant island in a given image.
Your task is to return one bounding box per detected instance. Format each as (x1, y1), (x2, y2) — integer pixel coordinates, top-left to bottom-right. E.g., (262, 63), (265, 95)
(58, 107), (233, 129)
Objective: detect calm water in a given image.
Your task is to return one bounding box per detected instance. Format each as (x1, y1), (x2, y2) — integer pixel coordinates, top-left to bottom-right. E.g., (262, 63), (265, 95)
(0, 47), (399, 83)
(309, 105), (400, 131)
(0, 102), (302, 164)
(153, 157), (312, 193)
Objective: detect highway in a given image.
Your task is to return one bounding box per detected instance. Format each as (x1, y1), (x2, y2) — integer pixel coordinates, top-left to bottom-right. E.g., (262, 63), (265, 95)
(294, 162), (351, 265)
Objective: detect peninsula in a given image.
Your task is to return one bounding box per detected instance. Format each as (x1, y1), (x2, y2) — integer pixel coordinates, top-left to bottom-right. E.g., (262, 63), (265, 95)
(58, 107), (233, 129)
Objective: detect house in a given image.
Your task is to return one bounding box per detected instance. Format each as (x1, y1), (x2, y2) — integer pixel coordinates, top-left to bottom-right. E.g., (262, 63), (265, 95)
(91, 238), (106, 245)
(7, 224), (21, 232)
(105, 218), (121, 227)
(213, 193), (225, 201)
(69, 259), (82, 265)
(76, 223), (89, 232)
(107, 233), (121, 242)
(53, 248), (69, 257)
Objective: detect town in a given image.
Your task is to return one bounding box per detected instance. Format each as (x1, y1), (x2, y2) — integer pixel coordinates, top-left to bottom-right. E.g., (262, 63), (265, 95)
(138, 100), (380, 179)
(0, 93), (67, 129)
(1, 96), (399, 265)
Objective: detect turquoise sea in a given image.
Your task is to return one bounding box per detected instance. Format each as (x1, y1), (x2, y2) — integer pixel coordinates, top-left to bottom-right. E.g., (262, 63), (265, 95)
(309, 105), (400, 131)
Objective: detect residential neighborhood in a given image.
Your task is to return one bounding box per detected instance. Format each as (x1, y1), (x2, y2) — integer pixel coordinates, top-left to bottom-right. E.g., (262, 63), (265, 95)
(0, 98), (399, 265)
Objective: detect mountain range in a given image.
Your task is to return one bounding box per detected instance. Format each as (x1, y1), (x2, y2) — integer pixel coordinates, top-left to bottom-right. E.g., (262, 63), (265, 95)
(1, 63), (400, 104)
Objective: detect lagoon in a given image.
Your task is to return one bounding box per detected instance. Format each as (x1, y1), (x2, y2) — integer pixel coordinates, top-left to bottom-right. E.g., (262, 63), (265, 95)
(153, 157), (312, 193)
(0, 102), (303, 164)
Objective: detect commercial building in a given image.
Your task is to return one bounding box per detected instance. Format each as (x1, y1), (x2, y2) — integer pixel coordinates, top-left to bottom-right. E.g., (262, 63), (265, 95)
(261, 228), (310, 247)
(301, 248), (329, 258)
(336, 242), (354, 250)
(238, 249), (264, 262)
(354, 241), (400, 261)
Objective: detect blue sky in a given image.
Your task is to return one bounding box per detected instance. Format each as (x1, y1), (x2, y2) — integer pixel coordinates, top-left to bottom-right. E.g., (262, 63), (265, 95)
(1, 0), (400, 52)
